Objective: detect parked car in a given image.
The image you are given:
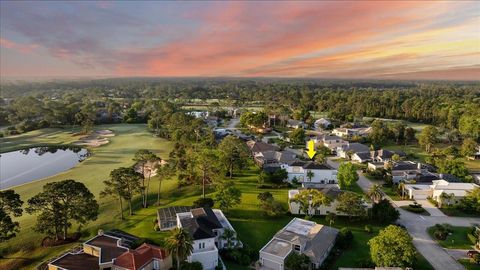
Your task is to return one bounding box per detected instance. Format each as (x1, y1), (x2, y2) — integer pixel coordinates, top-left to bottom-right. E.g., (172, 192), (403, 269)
(467, 250), (479, 258)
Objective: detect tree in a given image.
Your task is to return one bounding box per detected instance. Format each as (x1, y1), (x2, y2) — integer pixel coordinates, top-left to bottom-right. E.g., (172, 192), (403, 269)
(336, 192), (366, 220)
(337, 162), (359, 190)
(370, 199), (400, 223)
(165, 228), (194, 270)
(306, 170), (314, 182)
(214, 182), (242, 212)
(290, 189), (331, 218)
(369, 120), (390, 146)
(26, 180), (98, 240)
(258, 192), (284, 217)
(221, 228), (237, 249)
(218, 135), (250, 178)
(435, 158), (472, 182)
(315, 146), (330, 164)
(289, 128), (305, 145)
(133, 149), (160, 207)
(459, 114), (480, 140)
(418, 126), (438, 152)
(461, 138), (478, 157)
(367, 184), (383, 203)
(392, 153), (402, 162)
(284, 252), (310, 270)
(101, 167), (143, 218)
(156, 163), (174, 206)
(404, 127), (416, 143)
(257, 192), (274, 203)
(195, 148), (222, 198)
(0, 190), (23, 242)
(192, 197), (215, 208)
(459, 187), (480, 213)
(368, 225), (417, 267)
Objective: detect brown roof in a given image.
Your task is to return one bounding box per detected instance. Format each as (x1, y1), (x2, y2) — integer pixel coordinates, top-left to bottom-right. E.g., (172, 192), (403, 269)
(114, 243), (168, 270)
(50, 252), (99, 270)
(85, 235), (128, 263)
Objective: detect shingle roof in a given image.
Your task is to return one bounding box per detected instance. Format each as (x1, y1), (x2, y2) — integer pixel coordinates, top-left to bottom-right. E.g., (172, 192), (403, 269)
(179, 208), (223, 240)
(84, 235), (129, 263)
(50, 252), (100, 270)
(303, 162), (332, 170)
(246, 140), (279, 153)
(392, 161), (419, 171)
(113, 243), (168, 270)
(341, 143), (369, 153)
(354, 152), (371, 160)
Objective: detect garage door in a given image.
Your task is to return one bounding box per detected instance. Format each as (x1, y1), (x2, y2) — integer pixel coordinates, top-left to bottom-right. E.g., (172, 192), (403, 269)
(413, 194), (428, 200)
(262, 258), (282, 270)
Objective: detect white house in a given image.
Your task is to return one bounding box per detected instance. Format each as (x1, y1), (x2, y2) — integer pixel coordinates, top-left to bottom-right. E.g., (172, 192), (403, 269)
(282, 161), (338, 188)
(176, 208), (240, 270)
(259, 218), (338, 270)
(404, 180), (479, 204)
(332, 127), (371, 138)
(314, 118), (331, 130)
(311, 134), (348, 152)
(287, 119), (307, 129)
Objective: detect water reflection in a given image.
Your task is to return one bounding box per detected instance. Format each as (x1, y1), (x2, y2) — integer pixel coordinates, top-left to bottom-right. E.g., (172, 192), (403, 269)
(0, 146), (89, 189)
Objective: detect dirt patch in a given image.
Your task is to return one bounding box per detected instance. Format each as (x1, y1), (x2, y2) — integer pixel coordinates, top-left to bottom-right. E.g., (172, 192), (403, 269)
(74, 129), (115, 147)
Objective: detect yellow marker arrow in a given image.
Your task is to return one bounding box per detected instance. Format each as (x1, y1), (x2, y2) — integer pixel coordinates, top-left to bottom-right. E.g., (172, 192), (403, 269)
(306, 140), (316, 159)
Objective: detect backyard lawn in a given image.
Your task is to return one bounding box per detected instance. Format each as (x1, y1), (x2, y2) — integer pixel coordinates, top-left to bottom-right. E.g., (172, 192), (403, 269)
(427, 226), (475, 249)
(459, 259), (480, 270)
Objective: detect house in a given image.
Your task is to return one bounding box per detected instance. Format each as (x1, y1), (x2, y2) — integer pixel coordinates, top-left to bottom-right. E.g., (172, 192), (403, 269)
(48, 230), (172, 270)
(404, 180), (479, 204)
(283, 161), (338, 188)
(352, 149), (406, 163)
(314, 118), (331, 129)
(287, 119), (307, 129)
(332, 127), (372, 138)
(246, 140), (279, 157)
(310, 134), (348, 152)
(336, 143), (370, 159)
(176, 208), (240, 270)
(259, 218), (338, 270)
(388, 161), (429, 183)
(113, 243), (172, 270)
(256, 150), (297, 168)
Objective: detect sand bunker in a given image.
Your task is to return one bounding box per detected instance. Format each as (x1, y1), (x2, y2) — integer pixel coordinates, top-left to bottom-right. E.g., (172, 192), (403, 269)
(74, 129), (115, 147)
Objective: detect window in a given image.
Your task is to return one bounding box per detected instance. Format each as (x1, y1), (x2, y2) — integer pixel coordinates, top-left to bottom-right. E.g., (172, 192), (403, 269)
(294, 245), (301, 251)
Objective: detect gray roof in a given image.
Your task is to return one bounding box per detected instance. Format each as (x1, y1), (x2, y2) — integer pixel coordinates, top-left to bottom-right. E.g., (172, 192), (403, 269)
(303, 162), (332, 170)
(341, 143), (369, 153)
(392, 161), (419, 171)
(247, 140), (279, 153)
(354, 151), (372, 160)
(179, 208), (223, 240)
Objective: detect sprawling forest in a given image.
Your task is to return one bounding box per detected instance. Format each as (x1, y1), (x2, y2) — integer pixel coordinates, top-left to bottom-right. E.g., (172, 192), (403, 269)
(1, 78), (479, 138)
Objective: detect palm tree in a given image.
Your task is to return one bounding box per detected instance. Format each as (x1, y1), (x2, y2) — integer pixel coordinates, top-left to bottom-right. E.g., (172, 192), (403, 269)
(367, 184), (383, 203)
(306, 170), (314, 182)
(221, 228), (237, 249)
(165, 228), (194, 270)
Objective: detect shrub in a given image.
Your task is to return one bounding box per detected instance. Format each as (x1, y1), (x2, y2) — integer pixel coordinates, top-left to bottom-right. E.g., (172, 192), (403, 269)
(180, 261), (203, 270)
(365, 225), (373, 233)
(471, 254), (480, 264)
(337, 228), (354, 249)
(153, 223), (160, 231)
(192, 197), (215, 208)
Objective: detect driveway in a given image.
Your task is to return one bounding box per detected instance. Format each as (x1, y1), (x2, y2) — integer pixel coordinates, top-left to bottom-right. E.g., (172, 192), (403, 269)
(446, 249), (470, 260)
(327, 158), (480, 270)
(416, 199), (447, 217)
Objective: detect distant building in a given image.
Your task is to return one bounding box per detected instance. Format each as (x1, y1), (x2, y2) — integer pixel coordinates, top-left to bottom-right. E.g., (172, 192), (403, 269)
(404, 180), (479, 205)
(314, 118), (331, 129)
(259, 218), (338, 270)
(287, 119), (308, 129)
(336, 143), (370, 159)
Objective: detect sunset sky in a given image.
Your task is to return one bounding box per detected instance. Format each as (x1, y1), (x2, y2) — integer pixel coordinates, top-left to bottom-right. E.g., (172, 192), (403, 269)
(1, 1), (479, 80)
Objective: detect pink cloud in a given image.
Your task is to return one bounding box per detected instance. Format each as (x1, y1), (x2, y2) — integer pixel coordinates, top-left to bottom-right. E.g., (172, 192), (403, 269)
(0, 38), (38, 53)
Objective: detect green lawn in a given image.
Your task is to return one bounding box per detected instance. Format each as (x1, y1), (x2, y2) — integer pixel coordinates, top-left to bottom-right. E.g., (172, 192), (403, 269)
(0, 127), (81, 153)
(427, 226), (475, 249)
(0, 124), (174, 269)
(459, 259), (480, 270)
(439, 207), (480, 217)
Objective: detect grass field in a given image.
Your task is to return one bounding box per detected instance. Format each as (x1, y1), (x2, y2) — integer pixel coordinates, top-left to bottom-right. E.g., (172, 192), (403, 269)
(0, 124), (174, 269)
(427, 226), (475, 249)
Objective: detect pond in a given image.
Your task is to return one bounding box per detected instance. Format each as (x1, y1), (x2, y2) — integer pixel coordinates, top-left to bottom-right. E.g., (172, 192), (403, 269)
(0, 146), (89, 189)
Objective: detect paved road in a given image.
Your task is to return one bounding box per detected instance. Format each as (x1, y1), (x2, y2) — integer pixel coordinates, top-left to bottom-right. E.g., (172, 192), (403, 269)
(327, 157), (480, 270)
